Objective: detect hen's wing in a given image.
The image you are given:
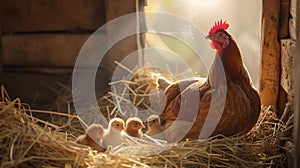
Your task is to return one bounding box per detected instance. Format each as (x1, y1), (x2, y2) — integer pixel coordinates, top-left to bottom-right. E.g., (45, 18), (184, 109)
(162, 79), (211, 141)
(161, 77), (205, 107)
(162, 78), (207, 118)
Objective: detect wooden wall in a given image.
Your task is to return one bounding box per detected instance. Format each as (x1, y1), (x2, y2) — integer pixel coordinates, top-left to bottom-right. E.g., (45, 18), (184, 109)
(293, 0), (299, 166)
(260, 0), (296, 115)
(260, 1), (297, 165)
(0, 0), (139, 109)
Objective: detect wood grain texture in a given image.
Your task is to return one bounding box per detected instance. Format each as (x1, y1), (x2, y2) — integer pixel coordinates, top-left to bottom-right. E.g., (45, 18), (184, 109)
(1, 0), (105, 33)
(280, 39), (295, 97)
(104, 0), (138, 59)
(260, 0), (281, 107)
(279, 0), (290, 38)
(289, 18), (296, 40)
(2, 33), (105, 67)
(103, 0), (139, 77)
(294, 1), (300, 166)
(0, 28), (3, 84)
(3, 72), (71, 109)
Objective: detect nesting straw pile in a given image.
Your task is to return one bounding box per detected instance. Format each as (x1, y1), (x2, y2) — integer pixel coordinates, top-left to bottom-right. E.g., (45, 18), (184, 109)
(0, 88), (295, 167)
(0, 62), (295, 167)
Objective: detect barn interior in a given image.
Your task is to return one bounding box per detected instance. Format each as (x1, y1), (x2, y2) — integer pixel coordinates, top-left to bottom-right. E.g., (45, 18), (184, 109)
(0, 0), (299, 167)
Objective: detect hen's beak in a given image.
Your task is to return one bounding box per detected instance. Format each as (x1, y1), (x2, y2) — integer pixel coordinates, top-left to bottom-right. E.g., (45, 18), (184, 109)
(205, 35), (214, 40)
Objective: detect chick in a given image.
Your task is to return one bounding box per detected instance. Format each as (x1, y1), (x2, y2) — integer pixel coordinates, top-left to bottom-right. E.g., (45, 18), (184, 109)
(102, 118), (125, 148)
(125, 117), (145, 138)
(145, 115), (164, 138)
(75, 124), (105, 151)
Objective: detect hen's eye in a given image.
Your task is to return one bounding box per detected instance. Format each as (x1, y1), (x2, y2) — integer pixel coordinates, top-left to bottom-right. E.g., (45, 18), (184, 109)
(116, 123), (120, 127)
(134, 122), (139, 126)
(152, 120), (156, 123)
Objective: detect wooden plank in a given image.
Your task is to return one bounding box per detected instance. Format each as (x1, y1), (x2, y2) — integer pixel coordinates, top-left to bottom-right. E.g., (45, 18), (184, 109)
(2, 33), (106, 67)
(294, 0), (300, 166)
(103, 0), (139, 79)
(289, 18), (296, 40)
(1, 0), (105, 33)
(3, 72), (71, 109)
(259, 0), (281, 108)
(290, 0), (296, 40)
(0, 28), (3, 84)
(290, 0), (296, 19)
(280, 39), (295, 97)
(104, 0), (139, 64)
(277, 86), (287, 117)
(3, 67), (111, 109)
(279, 0), (290, 38)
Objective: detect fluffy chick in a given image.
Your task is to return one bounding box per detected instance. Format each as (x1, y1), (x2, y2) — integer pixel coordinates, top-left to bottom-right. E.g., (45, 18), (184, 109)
(75, 124), (105, 151)
(145, 115), (163, 138)
(125, 117), (145, 138)
(102, 118), (125, 148)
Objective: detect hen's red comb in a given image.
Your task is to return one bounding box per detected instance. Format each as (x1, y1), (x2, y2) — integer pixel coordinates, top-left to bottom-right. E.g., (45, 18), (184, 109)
(208, 20), (229, 35)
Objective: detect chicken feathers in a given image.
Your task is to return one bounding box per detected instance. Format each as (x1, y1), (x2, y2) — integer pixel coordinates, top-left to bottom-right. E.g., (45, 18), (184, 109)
(75, 124), (105, 151)
(102, 118), (125, 148)
(159, 20), (261, 142)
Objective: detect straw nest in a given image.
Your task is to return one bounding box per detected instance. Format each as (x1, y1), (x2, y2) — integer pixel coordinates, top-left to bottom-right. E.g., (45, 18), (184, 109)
(0, 74), (295, 168)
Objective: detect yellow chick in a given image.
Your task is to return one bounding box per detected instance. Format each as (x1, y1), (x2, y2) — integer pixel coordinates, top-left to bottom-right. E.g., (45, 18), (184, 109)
(145, 115), (164, 138)
(125, 117), (145, 138)
(75, 124), (105, 152)
(102, 118), (125, 148)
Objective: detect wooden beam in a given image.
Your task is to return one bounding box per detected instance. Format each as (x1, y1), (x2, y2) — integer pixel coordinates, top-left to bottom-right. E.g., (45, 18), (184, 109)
(0, 28), (3, 84)
(103, 0), (139, 86)
(2, 33), (105, 67)
(3, 72), (71, 109)
(294, 0), (300, 166)
(290, 0), (297, 40)
(104, 0), (139, 66)
(1, 0), (105, 33)
(279, 0), (290, 38)
(280, 39), (295, 97)
(260, 0), (281, 108)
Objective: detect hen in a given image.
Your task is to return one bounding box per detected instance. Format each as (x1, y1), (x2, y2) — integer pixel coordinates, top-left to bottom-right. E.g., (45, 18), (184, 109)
(158, 20), (261, 142)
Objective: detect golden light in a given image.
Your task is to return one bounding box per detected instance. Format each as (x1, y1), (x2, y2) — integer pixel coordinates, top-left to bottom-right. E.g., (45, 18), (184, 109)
(187, 0), (218, 9)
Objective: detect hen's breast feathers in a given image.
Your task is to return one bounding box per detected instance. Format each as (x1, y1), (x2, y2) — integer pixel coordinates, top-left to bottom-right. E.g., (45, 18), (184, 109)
(161, 78), (210, 135)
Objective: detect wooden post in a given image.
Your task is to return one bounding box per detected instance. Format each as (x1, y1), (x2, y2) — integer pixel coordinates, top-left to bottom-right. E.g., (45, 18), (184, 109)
(260, 0), (281, 109)
(277, 0), (291, 117)
(104, 0), (139, 67)
(0, 28), (3, 85)
(279, 0), (290, 39)
(294, 0), (300, 166)
(102, 0), (140, 93)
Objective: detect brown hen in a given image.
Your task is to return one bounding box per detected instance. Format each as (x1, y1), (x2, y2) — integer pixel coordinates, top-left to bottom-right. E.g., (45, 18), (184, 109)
(158, 20), (261, 142)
